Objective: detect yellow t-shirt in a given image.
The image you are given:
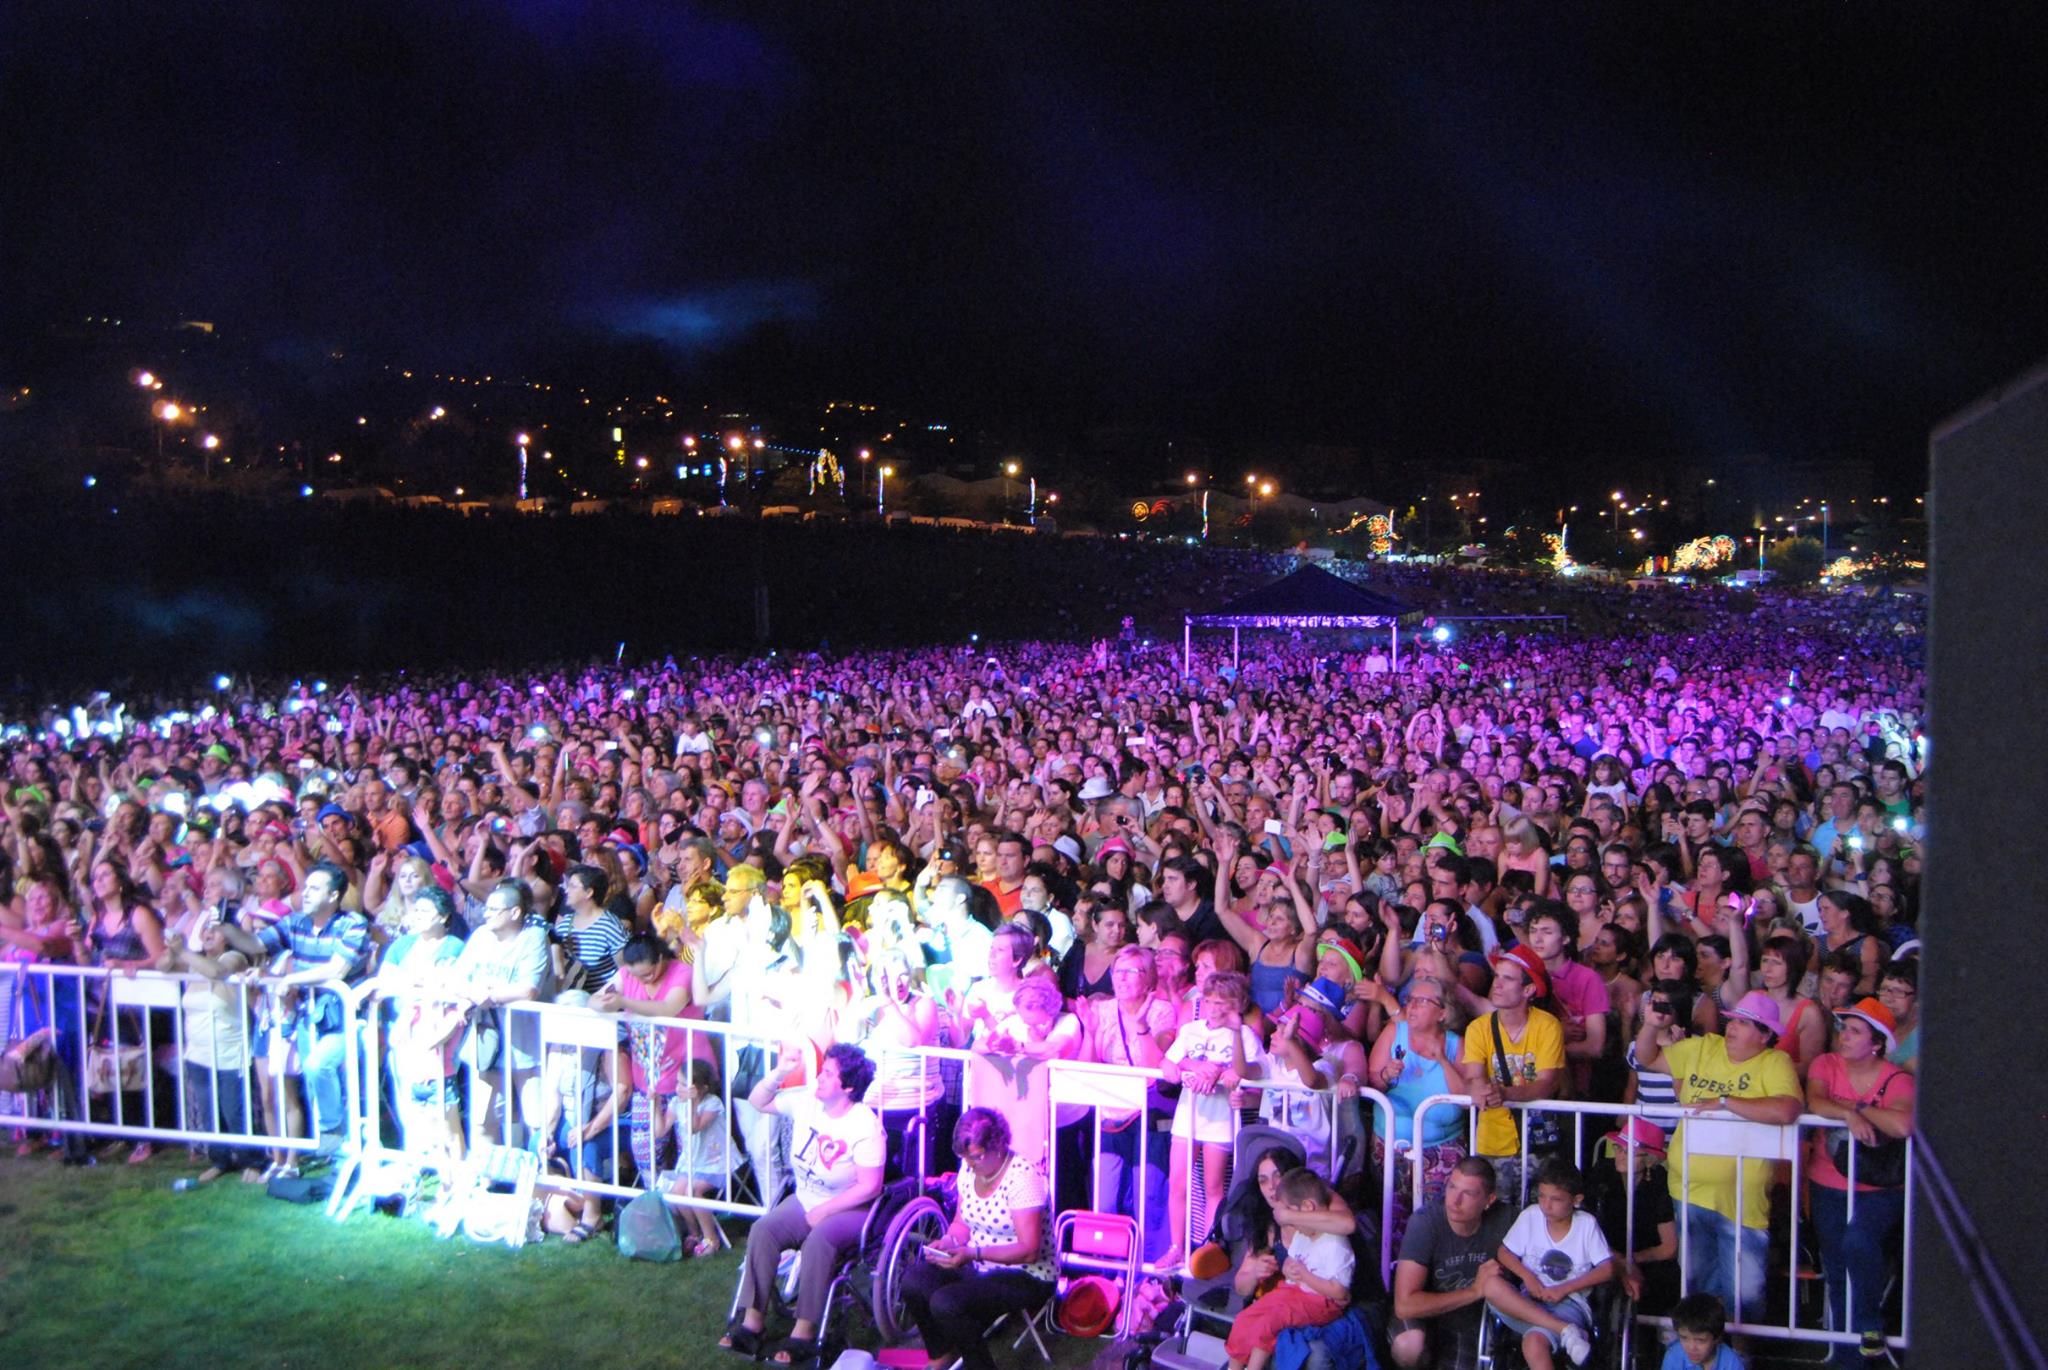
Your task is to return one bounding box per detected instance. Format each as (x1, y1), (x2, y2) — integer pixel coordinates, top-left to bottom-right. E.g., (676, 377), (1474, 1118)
(1460, 1009), (1565, 1158)
(1663, 1035), (1801, 1228)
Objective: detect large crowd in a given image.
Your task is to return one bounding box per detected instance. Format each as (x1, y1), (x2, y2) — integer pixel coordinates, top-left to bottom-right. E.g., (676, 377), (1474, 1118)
(0, 564), (1925, 1370)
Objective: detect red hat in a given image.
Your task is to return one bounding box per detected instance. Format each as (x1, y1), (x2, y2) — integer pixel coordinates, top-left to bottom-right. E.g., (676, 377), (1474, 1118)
(1056, 1275), (1120, 1337)
(1489, 944), (1550, 999)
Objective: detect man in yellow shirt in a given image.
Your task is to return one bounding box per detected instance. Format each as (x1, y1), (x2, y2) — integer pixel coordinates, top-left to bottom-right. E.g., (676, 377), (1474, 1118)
(1459, 944), (1564, 1206)
(1633, 989), (1801, 1320)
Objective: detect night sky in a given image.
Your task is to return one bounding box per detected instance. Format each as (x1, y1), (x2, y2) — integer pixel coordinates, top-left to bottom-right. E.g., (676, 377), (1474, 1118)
(6, 3), (2046, 479)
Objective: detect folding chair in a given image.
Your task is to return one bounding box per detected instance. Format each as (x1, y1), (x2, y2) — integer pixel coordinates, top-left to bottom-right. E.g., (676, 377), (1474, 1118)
(1051, 1210), (1142, 1340)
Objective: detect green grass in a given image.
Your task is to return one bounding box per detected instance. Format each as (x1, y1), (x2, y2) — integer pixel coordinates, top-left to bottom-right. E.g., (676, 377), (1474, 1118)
(0, 1148), (1097, 1370)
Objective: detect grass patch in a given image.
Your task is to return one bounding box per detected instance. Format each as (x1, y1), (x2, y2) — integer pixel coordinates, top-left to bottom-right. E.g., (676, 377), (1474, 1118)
(0, 1149), (1097, 1370)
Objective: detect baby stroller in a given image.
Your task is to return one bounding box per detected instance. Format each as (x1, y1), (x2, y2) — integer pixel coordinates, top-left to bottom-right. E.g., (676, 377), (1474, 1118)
(1139, 1124), (1379, 1370)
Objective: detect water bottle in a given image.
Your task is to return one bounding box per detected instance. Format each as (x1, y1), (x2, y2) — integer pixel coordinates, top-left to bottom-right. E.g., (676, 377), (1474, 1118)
(172, 1178), (198, 1192)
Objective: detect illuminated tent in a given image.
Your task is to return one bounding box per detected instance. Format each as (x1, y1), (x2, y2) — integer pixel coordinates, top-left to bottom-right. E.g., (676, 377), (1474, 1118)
(1182, 563), (1417, 674)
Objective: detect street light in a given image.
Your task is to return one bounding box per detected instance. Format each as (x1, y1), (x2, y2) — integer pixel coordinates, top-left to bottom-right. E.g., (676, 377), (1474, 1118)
(1610, 490), (1624, 533)
(152, 400), (184, 461)
(877, 464), (894, 515)
(515, 432), (530, 500)
(1186, 472), (1199, 486)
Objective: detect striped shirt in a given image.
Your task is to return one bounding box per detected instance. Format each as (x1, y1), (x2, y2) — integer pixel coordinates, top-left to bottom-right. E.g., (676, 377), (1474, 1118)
(1627, 1040), (1683, 1129)
(553, 909), (631, 990)
(255, 909), (372, 1034)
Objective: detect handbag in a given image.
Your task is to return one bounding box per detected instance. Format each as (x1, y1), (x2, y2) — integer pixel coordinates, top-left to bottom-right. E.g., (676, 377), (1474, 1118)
(1, 973), (58, 1094)
(1487, 1016), (1562, 1153)
(460, 1006), (504, 1074)
(86, 991), (149, 1096)
(1828, 1070), (1909, 1188)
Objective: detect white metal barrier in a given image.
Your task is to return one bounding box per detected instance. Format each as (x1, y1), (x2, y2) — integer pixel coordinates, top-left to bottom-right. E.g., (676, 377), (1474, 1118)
(345, 987), (787, 1224)
(0, 962), (351, 1157)
(1411, 1091), (1913, 1359)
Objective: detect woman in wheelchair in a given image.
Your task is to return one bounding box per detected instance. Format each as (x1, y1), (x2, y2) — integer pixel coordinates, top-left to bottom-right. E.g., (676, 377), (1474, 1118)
(723, 1043), (885, 1365)
(902, 1107), (1055, 1370)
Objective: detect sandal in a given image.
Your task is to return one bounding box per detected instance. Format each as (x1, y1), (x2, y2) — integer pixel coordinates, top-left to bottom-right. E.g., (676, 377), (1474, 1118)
(127, 1143), (156, 1165)
(719, 1320), (762, 1358)
(770, 1336), (821, 1367)
(563, 1221), (597, 1245)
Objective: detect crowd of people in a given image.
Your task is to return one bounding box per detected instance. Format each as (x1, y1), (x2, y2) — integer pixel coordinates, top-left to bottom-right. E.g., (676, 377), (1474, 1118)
(0, 563), (1925, 1369)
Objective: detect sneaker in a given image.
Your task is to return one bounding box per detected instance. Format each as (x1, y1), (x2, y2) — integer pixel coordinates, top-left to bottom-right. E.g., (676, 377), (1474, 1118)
(1860, 1331), (1897, 1366)
(1558, 1325), (1592, 1366)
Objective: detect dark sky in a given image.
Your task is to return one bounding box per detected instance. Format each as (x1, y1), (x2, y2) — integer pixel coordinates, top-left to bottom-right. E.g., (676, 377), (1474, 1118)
(5, 3), (2046, 478)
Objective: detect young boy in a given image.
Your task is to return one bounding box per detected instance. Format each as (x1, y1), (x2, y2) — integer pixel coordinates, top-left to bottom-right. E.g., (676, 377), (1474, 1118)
(1479, 1158), (1615, 1368)
(1223, 1168), (1353, 1370)
(1161, 969), (1264, 1271)
(1662, 1293), (1746, 1369)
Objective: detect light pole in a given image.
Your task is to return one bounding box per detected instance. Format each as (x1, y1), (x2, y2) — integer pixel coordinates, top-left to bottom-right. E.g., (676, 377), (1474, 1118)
(1610, 490), (1624, 534)
(201, 433), (220, 480)
(515, 432), (531, 500)
(1821, 502), (1830, 559)
(878, 464), (894, 515)
(1004, 461), (1021, 523)
(857, 448), (871, 504)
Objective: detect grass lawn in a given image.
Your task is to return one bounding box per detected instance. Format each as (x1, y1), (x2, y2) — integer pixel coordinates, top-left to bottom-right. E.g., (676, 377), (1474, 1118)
(0, 1148), (1099, 1370)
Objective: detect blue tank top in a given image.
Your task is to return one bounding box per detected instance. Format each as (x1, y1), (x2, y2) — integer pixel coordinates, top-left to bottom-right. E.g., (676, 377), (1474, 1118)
(1248, 943), (1300, 1016)
(1375, 1021), (1465, 1147)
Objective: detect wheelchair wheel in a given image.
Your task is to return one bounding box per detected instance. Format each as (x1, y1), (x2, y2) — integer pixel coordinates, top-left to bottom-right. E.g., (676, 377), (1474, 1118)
(872, 1193), (948, 1343)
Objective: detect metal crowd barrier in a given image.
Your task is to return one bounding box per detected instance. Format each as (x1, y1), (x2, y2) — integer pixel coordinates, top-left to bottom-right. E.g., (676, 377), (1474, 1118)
(346, 987), (785, 1223)
(1411, 1092), (1913, 1360)
(0, 962), (353, 1156)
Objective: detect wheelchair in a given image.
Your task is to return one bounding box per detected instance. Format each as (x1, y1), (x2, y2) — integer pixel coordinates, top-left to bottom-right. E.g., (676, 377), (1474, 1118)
(1474, 1281), (1633, 1370)
(727, 1169), (962, 1354)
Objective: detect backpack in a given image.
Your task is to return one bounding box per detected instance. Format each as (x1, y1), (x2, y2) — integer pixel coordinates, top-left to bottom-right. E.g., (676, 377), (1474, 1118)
(615, 1190), (684, 1262)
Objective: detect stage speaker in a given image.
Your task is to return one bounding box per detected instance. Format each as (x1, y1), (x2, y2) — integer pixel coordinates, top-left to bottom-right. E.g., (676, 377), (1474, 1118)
(1919, 358), (2048, 1367)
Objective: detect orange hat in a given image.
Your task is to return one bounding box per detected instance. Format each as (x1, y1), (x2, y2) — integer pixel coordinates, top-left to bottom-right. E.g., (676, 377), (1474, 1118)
(1836, 996), (1897, 1049)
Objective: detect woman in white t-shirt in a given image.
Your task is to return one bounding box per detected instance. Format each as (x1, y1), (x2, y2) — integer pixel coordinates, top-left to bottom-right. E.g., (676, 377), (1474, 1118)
(724, 1043), (885, 1366)
(904, 1107), (1056, 1370)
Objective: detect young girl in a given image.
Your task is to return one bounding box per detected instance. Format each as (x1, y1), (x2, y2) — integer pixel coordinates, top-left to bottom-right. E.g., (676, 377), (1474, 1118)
(1161, 969), (1263, 1271)
(671, 1058), (729, 1258)
(1222, 1168), (1353, 1370)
